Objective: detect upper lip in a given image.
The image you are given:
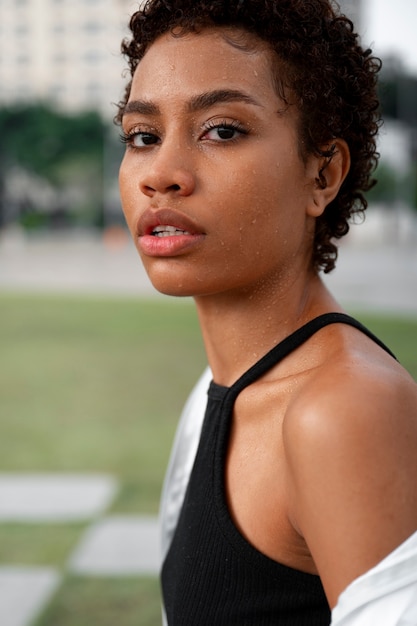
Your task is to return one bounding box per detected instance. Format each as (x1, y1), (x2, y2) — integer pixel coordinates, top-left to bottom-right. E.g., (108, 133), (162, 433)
(137, 208), (205, 237)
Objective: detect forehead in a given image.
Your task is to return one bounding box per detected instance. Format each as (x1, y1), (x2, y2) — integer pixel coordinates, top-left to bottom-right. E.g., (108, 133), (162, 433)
(129, 27), (279, 103)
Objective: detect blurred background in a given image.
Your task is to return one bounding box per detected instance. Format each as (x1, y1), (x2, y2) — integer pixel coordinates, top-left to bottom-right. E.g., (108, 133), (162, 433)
(0, 1), (416, 625)
(0, 0), (416, 243)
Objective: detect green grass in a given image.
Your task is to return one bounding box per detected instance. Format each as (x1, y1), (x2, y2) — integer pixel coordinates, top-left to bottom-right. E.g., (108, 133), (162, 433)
(356, 314), (417, 376)
(0, 293), (206, 513)
(0, 522), (88, 566)
(0, 293), (203, 625)
(32, 576), (162, 626)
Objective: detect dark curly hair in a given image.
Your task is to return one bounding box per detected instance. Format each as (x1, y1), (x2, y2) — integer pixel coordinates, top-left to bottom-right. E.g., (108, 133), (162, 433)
(116, 0), (382, 273)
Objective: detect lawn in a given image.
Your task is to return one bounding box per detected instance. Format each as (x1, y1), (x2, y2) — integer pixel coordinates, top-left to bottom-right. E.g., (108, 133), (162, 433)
(0, 293), (206, 512)
(32, 576), (162, 626)
(0, 292), (416, 625)
(1, 293), (415, 495)
(0, 293), (207, 626)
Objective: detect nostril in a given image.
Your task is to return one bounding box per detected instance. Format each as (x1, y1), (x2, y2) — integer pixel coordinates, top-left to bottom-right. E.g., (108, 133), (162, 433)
(140, 171), (194, 197)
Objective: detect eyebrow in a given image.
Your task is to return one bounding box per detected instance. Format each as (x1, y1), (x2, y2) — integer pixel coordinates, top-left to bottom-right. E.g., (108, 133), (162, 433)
(187, 89), (262, 112)
(122, 89), (262, 118)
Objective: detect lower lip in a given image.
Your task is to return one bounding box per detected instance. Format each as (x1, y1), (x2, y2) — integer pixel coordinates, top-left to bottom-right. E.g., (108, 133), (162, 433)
(138, 233), (205, 257)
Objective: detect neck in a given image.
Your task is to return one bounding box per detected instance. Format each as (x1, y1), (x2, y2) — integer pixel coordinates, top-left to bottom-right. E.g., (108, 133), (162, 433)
(194, 272), (339, 387)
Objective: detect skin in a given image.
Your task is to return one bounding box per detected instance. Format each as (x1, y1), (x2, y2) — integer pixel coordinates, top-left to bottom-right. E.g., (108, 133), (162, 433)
(119, 27), (417, 609)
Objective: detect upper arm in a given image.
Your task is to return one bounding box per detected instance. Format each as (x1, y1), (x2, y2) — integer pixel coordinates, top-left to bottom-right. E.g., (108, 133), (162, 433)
(283, 365), (417, 608)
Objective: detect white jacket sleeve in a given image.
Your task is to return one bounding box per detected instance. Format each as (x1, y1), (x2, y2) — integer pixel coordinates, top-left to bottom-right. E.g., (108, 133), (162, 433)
(159, 366), (212, 561)
(160, 367), (212, 626)
(331, 529), (417, 626)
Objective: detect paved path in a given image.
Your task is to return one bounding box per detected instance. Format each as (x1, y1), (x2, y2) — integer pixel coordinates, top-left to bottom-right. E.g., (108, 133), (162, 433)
(0, 227), (416, 313)
(0, 474), (117, 521)
(0, 228), (157, 297)
(0, 473), (160, 626)
(0, 567), (60, 626)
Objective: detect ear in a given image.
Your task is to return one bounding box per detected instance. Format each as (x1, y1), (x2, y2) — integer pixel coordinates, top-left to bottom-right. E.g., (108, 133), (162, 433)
(307, 139), (351, 217)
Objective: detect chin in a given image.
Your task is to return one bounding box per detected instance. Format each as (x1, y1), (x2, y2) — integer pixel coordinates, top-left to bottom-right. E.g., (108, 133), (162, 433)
(146, 270), (197, 298)
(144, 259), (209, 298)
(154, 284), (196, 298)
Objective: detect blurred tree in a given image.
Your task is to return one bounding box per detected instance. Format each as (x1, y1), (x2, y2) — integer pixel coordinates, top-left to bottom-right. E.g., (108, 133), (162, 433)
(379, 79), (417, 131)
(367, 162), (399, 206)
(0, 104), (105, 229)
(378, 58), (417, 130)
(374, 58), (417, 213)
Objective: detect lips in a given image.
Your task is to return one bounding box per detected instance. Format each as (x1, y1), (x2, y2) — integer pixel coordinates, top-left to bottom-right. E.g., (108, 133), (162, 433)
(136, 207), (205, 257)
(137, 208), (204, 238)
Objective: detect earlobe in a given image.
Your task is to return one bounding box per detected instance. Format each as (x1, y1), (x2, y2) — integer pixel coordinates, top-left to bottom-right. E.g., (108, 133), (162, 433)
(308, 139), (351, 217)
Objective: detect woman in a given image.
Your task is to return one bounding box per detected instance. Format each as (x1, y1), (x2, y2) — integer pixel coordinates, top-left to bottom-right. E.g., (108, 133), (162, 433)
(117, 1), (417, 623)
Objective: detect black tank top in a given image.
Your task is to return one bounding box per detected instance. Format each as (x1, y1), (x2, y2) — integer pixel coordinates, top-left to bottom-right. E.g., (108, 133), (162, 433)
(161, 313), (396, 625)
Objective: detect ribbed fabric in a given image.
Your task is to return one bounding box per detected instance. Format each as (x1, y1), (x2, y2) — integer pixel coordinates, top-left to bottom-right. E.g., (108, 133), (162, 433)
(161, 314), (396, 625)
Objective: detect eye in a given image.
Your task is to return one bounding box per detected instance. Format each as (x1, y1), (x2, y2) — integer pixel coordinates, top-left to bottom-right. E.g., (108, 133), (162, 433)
(202, 121), (247, 142)
(120, 130), (160, 148)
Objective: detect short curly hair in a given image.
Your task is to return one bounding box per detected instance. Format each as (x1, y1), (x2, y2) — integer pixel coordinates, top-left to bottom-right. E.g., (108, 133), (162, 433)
(117, 0), (382, 273)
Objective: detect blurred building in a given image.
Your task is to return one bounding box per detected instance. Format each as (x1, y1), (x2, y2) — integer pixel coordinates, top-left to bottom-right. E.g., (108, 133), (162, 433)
(338, 0), (362, 30)
(0, 0), (138, 119)
(0, 0), (362, 119)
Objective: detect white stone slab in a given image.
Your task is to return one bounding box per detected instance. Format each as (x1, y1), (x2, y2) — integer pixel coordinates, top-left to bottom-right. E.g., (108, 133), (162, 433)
(0, 474), (118, 521)
(0, 567), (60, 626)
(69, 516), (160, 575)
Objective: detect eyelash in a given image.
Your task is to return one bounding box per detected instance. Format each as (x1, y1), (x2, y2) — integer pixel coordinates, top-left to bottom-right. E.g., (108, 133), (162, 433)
(119, 119), (248, 148)
(119, 130), (158, 147)
(120, 131), (133, 145)
(202, 119), (248, 141)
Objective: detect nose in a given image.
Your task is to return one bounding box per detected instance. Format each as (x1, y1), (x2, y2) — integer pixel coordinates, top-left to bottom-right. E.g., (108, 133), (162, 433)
(139, 139), (196, 198)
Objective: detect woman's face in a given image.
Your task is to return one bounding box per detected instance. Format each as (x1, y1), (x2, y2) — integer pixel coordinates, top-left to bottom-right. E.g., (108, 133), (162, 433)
(119, 27), (320, 298)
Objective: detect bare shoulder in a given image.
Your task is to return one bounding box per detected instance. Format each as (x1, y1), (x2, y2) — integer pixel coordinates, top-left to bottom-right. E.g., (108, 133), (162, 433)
(286, 328), (417, 442)
(285, 328), (417, 450)
(282, 326), (417, 607)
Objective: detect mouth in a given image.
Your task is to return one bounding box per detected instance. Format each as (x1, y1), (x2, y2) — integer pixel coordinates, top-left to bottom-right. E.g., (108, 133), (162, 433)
(151, 225), (192, 238)
(137, 207), (204, 238)
(136, 208), (205, 257)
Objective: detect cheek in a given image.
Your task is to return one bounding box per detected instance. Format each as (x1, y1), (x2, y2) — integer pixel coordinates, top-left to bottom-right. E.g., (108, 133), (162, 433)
(228, 161), (286, 225)
(219, 157), (273, 207)
(232, 161), (308, 254)
(215, 177), (280, 259)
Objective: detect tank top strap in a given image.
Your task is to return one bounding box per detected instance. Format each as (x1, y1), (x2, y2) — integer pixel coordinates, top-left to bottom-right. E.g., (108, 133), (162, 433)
(228, 312), (396, 398)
